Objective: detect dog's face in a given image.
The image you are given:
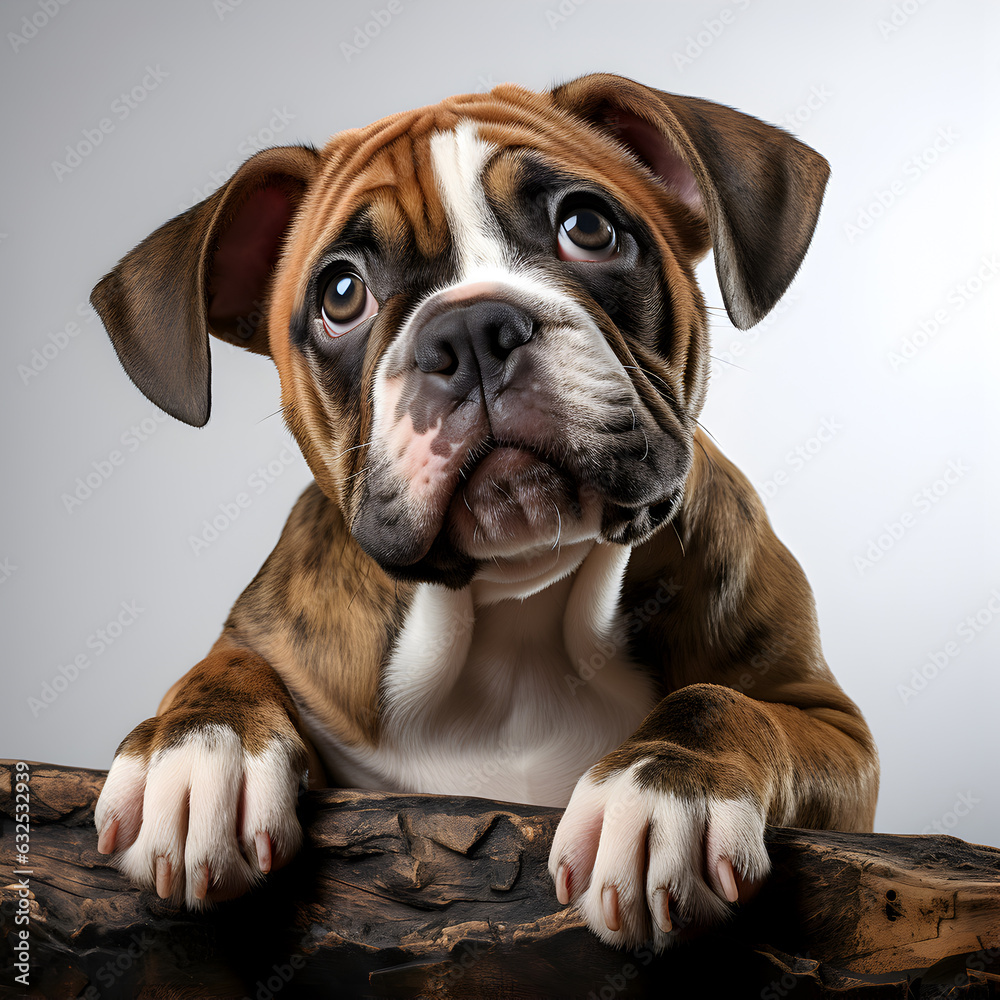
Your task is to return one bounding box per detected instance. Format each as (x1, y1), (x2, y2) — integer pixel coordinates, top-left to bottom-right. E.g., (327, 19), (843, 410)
(274, 93), (712, 587)
(93, 75), (829, 588)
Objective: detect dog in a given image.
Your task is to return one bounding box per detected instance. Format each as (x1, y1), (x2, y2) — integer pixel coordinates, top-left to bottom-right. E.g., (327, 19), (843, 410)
(91, 73), (878, 951)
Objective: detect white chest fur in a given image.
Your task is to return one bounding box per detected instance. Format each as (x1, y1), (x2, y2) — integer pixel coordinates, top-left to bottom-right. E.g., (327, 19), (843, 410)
(305, 542), (658, 807)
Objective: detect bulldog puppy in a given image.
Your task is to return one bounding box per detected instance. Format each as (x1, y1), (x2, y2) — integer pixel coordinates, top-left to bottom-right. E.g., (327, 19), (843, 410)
(91, 73), (878, 950)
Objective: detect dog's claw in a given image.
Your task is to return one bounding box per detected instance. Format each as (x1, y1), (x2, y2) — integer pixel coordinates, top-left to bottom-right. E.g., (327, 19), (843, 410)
(555, 861), (571, 904)
(255, 830), (272, 874)
(155, 856), (173, 898)
(192, 863), (210, 901)
(716, 856), (739, 903)
(601, 883), (621, 931)
(97, 817), (118, 855)
(651, 886), (672, 932)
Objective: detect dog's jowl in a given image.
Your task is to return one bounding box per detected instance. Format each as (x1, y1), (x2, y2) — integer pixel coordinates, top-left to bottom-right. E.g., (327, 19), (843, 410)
(91, 74), (878, 950)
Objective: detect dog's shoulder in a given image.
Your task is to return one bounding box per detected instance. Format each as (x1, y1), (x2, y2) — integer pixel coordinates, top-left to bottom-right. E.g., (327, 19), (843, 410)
(224, 481), (416, 743)
(624, 430), (826, 691)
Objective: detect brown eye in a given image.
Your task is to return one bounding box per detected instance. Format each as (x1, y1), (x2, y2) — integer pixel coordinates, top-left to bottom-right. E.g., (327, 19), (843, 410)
(320, 271), (377, 336)
(558, 208), (617, 261)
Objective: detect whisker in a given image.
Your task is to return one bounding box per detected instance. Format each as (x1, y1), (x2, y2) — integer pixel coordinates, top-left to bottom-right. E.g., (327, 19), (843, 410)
(694, 419), (718, 443)
(345, 464), (373, 483)
(708, 354), (749, 372)
(332, 439), (373, 462)
(491, 479), (515, 505)
(256, 407), (286, 424)
(621, 364), (677, 403)
(347, 562), (373, 611)
(550, 502), (562, 551)
(671, 519), (686, 558)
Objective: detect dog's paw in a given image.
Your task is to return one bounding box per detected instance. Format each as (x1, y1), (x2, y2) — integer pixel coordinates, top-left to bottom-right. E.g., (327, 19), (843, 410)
(548, 759), (770, 950)
(95, 715), (308, 907)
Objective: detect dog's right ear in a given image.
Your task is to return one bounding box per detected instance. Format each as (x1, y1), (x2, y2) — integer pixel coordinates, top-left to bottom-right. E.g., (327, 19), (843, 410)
(91, 145), (320, 427)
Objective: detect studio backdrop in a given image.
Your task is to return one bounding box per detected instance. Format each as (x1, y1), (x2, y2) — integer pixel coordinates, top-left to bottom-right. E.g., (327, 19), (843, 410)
(1, 0), (997, 843)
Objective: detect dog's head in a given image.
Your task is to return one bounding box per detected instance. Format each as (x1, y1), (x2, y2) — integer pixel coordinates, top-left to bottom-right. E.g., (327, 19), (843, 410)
(93, 74), (828, 588)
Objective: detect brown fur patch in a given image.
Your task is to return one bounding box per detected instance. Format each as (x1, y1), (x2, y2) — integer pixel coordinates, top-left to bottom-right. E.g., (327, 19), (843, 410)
(618, 431), (879, 831)
(222, 483), (415, 747)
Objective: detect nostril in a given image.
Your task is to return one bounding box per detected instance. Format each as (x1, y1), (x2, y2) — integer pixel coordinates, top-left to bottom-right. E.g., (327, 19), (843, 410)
(495, 315), (535, 353)
(415, 340), (458, 376)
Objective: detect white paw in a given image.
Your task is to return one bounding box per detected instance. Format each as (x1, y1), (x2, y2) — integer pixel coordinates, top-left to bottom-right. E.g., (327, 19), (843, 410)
(95, 722), (306, 907)
(548, 760), (770, 950)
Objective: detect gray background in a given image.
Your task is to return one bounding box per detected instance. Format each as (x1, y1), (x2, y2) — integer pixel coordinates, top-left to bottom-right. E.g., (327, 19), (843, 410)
(1, 0), (997, 843)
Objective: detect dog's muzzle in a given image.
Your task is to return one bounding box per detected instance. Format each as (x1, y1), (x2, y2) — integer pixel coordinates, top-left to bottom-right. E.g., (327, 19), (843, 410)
(350, 291), (690, 587)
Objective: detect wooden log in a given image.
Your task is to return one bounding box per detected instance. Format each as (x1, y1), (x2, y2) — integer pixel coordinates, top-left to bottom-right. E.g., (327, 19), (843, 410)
(1, 760), (998, 999)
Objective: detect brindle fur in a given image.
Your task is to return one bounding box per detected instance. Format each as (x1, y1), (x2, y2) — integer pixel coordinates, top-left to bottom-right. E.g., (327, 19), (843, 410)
(91, 74), (878, 910)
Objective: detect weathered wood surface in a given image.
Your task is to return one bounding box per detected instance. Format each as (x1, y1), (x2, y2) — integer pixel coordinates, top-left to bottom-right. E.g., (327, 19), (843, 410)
(1, 760), (998, 999)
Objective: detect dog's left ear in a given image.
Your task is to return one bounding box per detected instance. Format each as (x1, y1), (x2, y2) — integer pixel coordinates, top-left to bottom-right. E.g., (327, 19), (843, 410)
(551, 73), (829, 329)
(91, 145), (321, 427)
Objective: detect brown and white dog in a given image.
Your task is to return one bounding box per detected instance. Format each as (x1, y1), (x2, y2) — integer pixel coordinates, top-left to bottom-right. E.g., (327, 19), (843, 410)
(91, 73), (878, 951)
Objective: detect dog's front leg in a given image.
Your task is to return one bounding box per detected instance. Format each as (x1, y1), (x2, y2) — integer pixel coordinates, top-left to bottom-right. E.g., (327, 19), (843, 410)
(549, 681), (875, 950)
(95, 640), (311, 907)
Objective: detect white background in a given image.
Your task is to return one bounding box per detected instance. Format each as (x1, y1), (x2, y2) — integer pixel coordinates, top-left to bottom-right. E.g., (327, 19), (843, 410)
(1, 0), (997, 844)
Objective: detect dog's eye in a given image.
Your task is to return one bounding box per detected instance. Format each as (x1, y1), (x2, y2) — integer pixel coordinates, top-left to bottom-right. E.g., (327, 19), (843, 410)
(557, 208), (617, 262)
(320, 271), (378, 336)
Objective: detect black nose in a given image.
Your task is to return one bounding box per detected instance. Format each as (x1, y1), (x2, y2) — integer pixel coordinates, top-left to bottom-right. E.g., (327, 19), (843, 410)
(415, 301), (535, 395)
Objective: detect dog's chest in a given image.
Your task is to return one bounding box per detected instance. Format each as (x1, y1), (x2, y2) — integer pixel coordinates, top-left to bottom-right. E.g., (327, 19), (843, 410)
(307, 547), (658, 807)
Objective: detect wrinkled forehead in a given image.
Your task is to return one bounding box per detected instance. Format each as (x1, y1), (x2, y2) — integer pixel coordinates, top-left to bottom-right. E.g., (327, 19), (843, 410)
(291, 84), (657, 272)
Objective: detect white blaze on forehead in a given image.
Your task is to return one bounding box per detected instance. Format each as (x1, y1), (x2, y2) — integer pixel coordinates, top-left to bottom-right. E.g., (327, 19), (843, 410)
(381, 119), (624, 376)
(429, 121), (508, 275)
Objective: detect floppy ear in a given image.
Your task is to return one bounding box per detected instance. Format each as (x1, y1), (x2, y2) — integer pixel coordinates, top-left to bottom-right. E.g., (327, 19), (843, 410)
(91, 145), (321, 426)
(551, 73), (830, 329)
